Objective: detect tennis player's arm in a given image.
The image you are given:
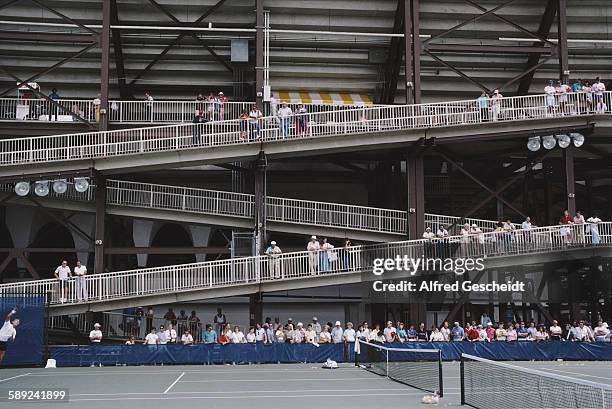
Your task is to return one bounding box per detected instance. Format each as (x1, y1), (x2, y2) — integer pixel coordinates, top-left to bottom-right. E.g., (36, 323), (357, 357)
(4, 307), (16, 322)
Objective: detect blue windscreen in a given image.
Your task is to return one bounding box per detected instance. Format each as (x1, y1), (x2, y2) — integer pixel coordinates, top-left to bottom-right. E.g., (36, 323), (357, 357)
(0, 294), (46, 366)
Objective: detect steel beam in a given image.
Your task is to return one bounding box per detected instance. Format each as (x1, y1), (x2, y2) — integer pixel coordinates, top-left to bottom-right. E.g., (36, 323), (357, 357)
(255, 0), (264, 108)
(26, 196), (94, 243)
(409, 0), (421, 103)
(100, 0), (111, 131)
(94, 173), (106, 274)
(406, 151), (424, 239)
(380, 0), (403, 104)
(563, 145), (576, 215)
(253, 151), (267, 255)
(557, 0), (569, 84)
(0, 31), (95, 43)
(110, 0), (131, 99)
(424, 44), (552, 54)
(517, 0), (558, 95)
(0, 0), (19, 11)
(29, 0), (99, 37)
(104, 247), (229, 255)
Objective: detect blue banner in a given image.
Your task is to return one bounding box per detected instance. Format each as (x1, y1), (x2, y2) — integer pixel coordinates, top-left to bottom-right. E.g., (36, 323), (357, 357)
(49, 341), (612, 367)
(50, 343), (345, 367)
(0, 295), (46, 366)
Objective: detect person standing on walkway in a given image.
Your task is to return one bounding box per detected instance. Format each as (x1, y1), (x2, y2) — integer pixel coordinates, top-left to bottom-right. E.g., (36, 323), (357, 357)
(265, 241), (282, 278)
(307, 236), (320, 275)
(74, 260), (88, 302)
(214, 308), (226, 335)
(54, 260), (71, 303)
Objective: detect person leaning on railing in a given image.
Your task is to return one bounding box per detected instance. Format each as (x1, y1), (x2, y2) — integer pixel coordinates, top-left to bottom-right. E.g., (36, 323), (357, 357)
(265, 241), (282, 279)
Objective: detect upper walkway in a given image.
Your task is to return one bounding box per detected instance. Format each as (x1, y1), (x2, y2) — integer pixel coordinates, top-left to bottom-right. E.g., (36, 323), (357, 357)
(2, 179), (509, 242)
(0, 92), (604, 178)
(2, 222), (609, 316)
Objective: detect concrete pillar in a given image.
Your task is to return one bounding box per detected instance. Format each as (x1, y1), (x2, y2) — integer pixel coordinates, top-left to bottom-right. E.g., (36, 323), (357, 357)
(69, 214), (95, 267)
(132, 220), (156, 267)
(188, 225), (212, 263)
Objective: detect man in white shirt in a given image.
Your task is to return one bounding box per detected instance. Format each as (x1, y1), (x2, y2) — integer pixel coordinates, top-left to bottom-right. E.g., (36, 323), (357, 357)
(293, 323), (305, 344)
(593, 321), (610, 342)
(265, 241), (282, 278)
(556, 80), (570, 114)
(89, 323), (102, 343)
(440, 321), (451, 341)
(157, 325), (168, 344)
(304, 324), (317, 344)
(232, 326), (246, 343)
(277, 102), (293, 137)
(181, 329), (194, 345)
(307, 236), (320, 275)
(0, 307), (19, 365)
(343, 322), (356, 344)
(145, 328), (159, 346)
(54, 260), (72, 303)
(544, 80), (556, 114)
(74, 260), (88, 302)
(311, 316), (322, 336)
(574, 321), (593, 342)
(549, 320), (563, 341)
(331, 321), (344, 344)
(165, 323), (177, 343)
(522, 217), (533, 246)
(255, 323), (266, 343)
(383, 321), (396, 343)
(574, 211), (586, 244)
(429, 327), (445, 342)
(248, 105), (263, 140)
(490, 89), (503, 121)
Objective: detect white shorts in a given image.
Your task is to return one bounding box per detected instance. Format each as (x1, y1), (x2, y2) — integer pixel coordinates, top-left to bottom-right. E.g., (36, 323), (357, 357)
(546, 95), (556, 106)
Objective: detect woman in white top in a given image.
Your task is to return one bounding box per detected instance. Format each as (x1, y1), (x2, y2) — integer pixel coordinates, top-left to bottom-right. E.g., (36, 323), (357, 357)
(275, 327), (286, 343)
(319, 238), (334, 272)
(586, 215), (602, 244)
(460, 223), (471, 256)
(429, 327), (445, 342)
(232, 326), (246, 343)
(245, 327), (256, 343)
(535, 325), (549, 342)
(318, 326), (332, 344)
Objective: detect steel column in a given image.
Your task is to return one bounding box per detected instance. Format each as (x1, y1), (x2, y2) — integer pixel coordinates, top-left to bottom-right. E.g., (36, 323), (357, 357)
(557, 0), (569, 84)
(255, 0), (264, 109)
(404, 0), (421, 104)
(94, 173), (107, 274)
(249, 292), (263, 328)
(100, 0), (111, 131)
(403, 0), (413, 104)
(110, 0), (131, 99)
(406, 154), (424, 239)
(563, 145), (576, 215)
(253, 151), (267, 255)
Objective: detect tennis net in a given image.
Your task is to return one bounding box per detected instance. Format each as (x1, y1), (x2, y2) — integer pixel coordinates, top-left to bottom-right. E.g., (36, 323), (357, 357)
(461, 353), (612, 409)
(355, 340), (443, 396)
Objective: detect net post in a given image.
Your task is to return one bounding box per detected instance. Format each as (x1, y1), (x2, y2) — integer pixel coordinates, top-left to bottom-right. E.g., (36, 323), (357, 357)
(460, 354), (465, 405)
(438, 349), (444, 398)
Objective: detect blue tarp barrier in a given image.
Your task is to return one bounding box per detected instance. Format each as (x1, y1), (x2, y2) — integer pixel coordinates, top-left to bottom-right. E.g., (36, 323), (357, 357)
(50, 343), (345, 367)
(0, 295), (45, 366)
(50, 341), (612, 367)
(349, 341), (612, 362)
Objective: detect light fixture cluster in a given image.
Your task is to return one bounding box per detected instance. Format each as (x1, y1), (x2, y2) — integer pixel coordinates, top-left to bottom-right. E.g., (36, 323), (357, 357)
(527, 132), (584, 152)
(14, 178), (90, 197)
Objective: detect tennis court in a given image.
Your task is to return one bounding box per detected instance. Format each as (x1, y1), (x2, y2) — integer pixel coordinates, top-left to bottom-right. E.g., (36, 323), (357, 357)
(0, 359), (611, 408)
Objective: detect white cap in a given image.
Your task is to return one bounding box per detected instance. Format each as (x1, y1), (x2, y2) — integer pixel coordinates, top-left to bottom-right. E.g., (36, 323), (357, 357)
(288, 317), (293, 321)
(312, 316), (318, 321)
(335, 321), (341, 326)
(94, 323), (101, 328)
(311, 235), (317, 240)
(271, 241), (276, 245)
(472, 224), (478, 227)
(297, 322), (303, 327)
(219, 91), (224, 95)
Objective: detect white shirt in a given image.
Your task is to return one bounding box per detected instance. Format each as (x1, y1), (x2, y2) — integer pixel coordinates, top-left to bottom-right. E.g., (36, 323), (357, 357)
(423, 231), (435, 239)
(307, 241), (320, 252)
(436, 229), (448, 238)
(181, 334), (193, 344)
(549, 325), (562, 336)
(55, 265), (71, 280)
(522, 221), (532, 230)
(383, 327), (396, 342)
(89, 329), (102, 342)
(246, 332), (256, 343)
(594, 81), (606, 95)
(278, 106), (292, 118)
(0, 320), (16, 342)
(144, 333), (159, 345)
(594, 326), (610, 339)
(430, 331), (445, 342)
(74, 266), (87, 276)
(255, 328), (265, 341)
(164, 329), (177, 343)
(249, 110), (262, 123)
(343, 328), (356, 342)
(544, 85), (556, 95)
(440, 327), (451, 341)
(232, 331), (246, 343)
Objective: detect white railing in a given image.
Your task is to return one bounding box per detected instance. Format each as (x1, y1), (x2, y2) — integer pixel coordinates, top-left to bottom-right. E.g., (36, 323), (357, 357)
(0, 92), (609, 167)
(106, 180), (503, 235)
(1, 222), (609, 306)
(0, 98), (374, 124)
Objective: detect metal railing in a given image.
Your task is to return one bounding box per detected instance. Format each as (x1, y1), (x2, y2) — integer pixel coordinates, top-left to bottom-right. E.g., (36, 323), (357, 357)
(105, 180), (504, 235)
(0, 98), (373, 124)
(0, 91), (608, 167)
(2, 222), (609, 306)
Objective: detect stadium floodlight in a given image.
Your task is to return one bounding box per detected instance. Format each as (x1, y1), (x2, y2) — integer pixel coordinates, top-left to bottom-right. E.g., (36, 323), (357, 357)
(556, 134), (571, 149)
(570, 132), (585, 147)
(527, 136), (541, 152)
(542, 135), (556, 150)
(14, 181), (30, 196)
(34, 181), (49, 197)
(74, 177), (89, 193)
(52, 179), (68, 194)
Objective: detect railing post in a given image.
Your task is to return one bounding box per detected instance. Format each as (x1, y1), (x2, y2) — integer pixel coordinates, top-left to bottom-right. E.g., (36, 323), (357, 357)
(150, 185), (154, 207)
(173, 266), (178, 292)
(182, 188), (186, 210)
(98, 277), (102, 300)
(175, 126), (180, 150)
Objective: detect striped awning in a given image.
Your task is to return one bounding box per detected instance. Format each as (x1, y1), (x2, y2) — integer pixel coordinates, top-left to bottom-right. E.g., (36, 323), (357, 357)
(277, 91), (372, 106)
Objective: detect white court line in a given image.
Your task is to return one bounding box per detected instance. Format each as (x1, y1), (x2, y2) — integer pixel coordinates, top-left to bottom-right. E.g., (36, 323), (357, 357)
(179, 377), (376, 383)
(71, 388), (418, 396)
(25, 368), (362, 377)
(163, 372), (185, 394)
(0, 373), (30, 383)
(68, 392), (460, 402)
(542, 368), (612, 383)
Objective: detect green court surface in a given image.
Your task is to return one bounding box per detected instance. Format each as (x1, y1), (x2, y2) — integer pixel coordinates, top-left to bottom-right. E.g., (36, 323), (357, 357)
(0, 361), (611, 408)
